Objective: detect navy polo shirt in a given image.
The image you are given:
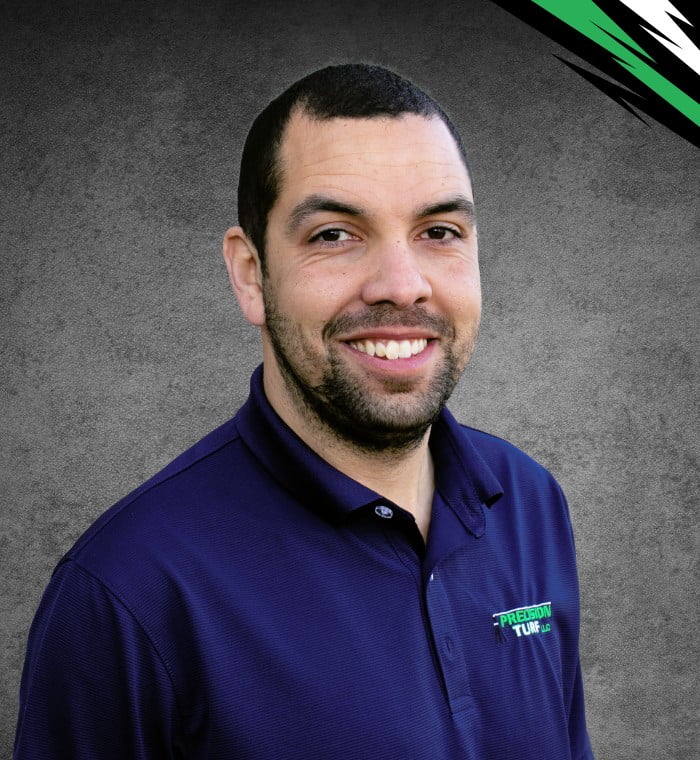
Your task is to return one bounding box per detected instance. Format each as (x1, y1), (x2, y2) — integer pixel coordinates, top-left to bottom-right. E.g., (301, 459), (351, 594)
(15, 365), (593, 759)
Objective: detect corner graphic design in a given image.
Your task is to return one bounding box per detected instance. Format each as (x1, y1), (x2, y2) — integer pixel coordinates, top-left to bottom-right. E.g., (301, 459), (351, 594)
(493, 0), (700, 147)
(493, 602), (553, 643)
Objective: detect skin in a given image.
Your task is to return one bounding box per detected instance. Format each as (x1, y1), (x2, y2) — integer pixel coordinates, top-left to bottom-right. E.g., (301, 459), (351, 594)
(224, 109), (481, 539)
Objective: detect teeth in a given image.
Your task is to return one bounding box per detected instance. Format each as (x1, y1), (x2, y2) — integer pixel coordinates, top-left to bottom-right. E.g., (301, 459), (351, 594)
(349, 338), (428, 361)
(385, 340), (400, 360)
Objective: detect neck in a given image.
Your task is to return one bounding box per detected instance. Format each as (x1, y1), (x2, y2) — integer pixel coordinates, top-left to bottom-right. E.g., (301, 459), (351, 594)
(262, 362), (435, 540)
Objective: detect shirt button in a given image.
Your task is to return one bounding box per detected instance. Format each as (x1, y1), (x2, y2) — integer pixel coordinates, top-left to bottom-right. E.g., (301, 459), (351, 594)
(374, 505), (394, 519)
(443, 636), (456, 660)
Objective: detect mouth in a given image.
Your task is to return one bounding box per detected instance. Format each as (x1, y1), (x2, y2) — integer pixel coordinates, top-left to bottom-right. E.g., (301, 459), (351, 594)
(346, 337), (430, 361)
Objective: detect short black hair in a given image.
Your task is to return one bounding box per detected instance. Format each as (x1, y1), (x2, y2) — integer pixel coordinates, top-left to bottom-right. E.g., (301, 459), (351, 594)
(237, 63), (471, 269)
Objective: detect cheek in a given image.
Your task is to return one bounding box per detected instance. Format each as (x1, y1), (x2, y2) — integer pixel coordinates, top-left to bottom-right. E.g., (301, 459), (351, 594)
(452, 293), (482, 335)
(281, 268), (359, 322)
(435, 260), (482, 315)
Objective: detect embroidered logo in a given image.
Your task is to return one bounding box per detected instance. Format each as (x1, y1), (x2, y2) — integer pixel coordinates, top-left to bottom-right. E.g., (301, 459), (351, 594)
(492, 602), (553, 643)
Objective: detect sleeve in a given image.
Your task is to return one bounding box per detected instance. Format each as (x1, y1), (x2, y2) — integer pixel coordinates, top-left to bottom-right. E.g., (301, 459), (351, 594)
(569, 657), (595, 759)
(14, 560), (183, 759)
(557, 482), (595, 760)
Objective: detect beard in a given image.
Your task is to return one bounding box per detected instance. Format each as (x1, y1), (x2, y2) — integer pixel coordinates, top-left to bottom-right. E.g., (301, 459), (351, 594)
(263, 291), (478, 454)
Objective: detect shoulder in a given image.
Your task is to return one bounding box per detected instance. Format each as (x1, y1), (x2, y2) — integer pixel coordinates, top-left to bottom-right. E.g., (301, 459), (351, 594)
(448, 424), (581, 580)
(455, 422), (569, 508)
(29, 412), (270, 678)
(461, 424), (555, 475)
(62, 414), (252, 583)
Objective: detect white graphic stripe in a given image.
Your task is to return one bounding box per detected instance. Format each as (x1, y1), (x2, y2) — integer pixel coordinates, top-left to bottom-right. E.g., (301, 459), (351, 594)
(620, 0), (700, 76)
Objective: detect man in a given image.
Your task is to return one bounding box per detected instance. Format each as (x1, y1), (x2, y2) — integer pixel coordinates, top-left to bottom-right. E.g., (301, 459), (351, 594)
(15, 64), (594, 759)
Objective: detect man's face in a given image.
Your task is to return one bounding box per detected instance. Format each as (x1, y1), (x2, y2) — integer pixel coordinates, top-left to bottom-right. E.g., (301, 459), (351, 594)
(260, 109), (481, 451)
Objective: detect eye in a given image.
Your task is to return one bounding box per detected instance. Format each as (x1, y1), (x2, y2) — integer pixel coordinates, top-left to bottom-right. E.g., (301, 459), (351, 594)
(419, 226), (462, 241)
(309, 228), (359, 246)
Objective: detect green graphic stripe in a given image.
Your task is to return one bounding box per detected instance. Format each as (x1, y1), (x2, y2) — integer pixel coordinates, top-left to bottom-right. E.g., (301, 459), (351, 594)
(532, 0), (700, 127)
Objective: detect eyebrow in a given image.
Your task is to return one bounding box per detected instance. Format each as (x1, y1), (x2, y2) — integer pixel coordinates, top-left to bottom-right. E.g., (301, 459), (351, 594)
(285, 194), (366, 237)
(416, 195), (476, 226)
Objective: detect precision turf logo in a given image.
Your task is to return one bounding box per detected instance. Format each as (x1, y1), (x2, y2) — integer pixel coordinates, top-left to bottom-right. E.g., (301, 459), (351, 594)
(492, 602), (553, 643)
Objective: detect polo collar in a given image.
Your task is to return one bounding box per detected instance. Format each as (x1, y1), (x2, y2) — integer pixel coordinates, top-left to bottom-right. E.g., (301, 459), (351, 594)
(429, 411), (504, 537)
(235, 364), (503, 535)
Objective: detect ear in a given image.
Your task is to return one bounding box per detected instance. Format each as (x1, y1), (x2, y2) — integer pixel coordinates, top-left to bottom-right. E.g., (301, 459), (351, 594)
(222, 226), (265, 326)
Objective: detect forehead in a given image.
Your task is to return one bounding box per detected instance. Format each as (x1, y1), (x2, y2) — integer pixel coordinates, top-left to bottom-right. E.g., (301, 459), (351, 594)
(274, 110), (472, 215)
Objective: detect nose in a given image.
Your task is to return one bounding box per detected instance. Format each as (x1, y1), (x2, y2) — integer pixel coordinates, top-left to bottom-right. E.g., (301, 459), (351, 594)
(360, 240), (432, 308)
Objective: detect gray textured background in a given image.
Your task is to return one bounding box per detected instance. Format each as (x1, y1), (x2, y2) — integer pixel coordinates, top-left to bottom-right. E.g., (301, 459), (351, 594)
(1, 0), (698, 757)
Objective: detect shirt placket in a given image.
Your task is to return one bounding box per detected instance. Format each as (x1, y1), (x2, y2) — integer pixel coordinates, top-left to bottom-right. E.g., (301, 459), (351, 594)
(425, 565), (475, 715)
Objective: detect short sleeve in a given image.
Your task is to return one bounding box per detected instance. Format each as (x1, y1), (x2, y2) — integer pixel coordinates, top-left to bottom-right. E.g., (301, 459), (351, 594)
(14, 560), (182, 759)
(569, 655), (595, 759)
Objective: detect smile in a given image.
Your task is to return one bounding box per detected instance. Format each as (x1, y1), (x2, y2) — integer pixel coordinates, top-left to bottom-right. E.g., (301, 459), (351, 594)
(346, 338), (429, 361)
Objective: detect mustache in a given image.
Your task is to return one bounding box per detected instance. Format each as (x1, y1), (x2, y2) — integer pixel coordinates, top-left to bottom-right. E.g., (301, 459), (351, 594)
(322, 305), (454, 340)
